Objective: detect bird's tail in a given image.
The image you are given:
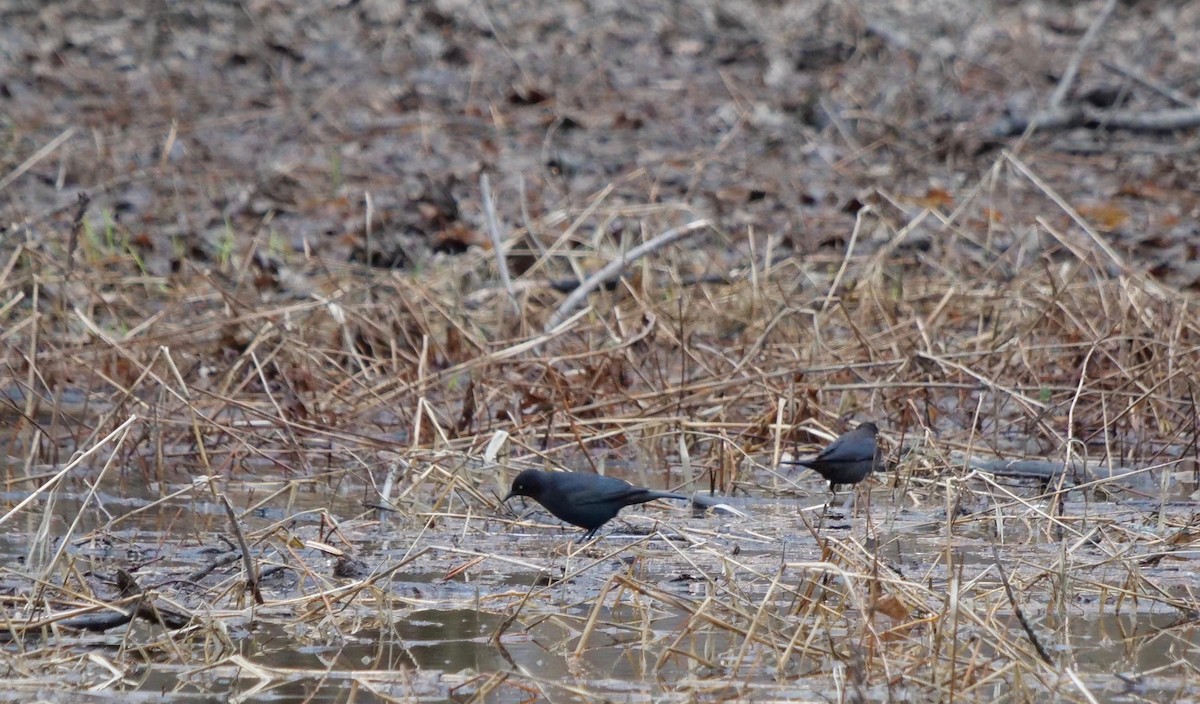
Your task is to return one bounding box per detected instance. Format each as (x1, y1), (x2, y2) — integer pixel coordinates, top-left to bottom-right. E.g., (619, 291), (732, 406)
(644, 491), (691, 502)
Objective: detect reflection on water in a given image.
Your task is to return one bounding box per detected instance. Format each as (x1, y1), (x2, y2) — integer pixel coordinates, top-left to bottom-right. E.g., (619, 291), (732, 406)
(153, 608), (821, 703)
(63, 598), (1194, 704)
(120, 599), (1199, 703)
(1049, 611), (1198, 673)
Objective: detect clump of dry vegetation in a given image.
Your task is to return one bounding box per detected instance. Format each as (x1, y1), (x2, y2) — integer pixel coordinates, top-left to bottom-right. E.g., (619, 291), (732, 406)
(3, 150), (1198, 700)
(2, 0), (1199, 701)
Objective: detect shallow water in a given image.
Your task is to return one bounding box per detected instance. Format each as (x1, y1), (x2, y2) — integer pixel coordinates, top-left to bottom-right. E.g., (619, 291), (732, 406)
(1, 433), (1198, 702)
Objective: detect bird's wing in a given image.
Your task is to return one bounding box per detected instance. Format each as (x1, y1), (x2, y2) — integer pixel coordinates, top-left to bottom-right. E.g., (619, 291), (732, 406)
(817, 428), (872, 462)
(557, 474), (639, 505)
(815, 433), (849, 460)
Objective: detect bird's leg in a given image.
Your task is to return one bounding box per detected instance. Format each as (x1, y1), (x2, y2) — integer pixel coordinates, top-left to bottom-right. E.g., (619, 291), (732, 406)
(840, 488), (856, 513)
(819, 488), (833, 523)
(826, 483), (840, 514)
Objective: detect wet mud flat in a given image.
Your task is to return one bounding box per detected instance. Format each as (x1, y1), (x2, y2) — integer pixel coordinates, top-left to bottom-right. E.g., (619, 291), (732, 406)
(1, 462), (1197, 702)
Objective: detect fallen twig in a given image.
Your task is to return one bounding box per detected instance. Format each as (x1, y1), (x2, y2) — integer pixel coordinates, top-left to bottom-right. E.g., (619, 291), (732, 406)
(544, 219), (711, 331)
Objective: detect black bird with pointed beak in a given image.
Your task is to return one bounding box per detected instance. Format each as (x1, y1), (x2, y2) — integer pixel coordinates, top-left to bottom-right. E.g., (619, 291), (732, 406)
(503, 469), (690, 541)
(787, 421), (882, 491)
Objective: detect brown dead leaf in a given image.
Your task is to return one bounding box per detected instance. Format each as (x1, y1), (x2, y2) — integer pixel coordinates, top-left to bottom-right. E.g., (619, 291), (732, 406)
(905, 187), (954, 210)
(1116, 182), (1171, 201)
(1077, 202), (1129, 231)
(432, 223), (487, 253)
(873, 593), (910, 621)
(455, 379), (476, 436)
(1167, 529), (1199, 546)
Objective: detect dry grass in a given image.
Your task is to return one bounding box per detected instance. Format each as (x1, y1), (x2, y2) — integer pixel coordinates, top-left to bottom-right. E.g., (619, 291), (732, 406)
(1, 143), (1198, 701)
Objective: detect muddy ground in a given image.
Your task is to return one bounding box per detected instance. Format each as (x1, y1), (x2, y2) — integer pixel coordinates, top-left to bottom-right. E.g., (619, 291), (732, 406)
(4, 0), (1198, 281)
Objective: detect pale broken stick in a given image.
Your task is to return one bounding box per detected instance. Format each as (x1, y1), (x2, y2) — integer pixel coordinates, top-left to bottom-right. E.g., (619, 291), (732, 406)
(544, 219), (711, 332)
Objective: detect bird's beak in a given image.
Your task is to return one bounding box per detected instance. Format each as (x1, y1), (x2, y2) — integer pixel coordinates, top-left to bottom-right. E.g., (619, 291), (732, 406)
(502, 491), (516, 502)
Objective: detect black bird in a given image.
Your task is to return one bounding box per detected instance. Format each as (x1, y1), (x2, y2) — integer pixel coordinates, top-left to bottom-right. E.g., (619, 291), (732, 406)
(503, 469), (690, 541)
(788, 421), (882, 491)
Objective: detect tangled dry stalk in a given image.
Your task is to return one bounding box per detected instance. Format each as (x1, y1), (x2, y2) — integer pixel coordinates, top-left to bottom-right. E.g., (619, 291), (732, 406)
(1, 144), (1198, 700)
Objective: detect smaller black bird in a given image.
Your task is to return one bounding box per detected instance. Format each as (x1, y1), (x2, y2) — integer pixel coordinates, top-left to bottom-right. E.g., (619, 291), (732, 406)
(787, 421), (882, 491)
(503, 469), (690, 541)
